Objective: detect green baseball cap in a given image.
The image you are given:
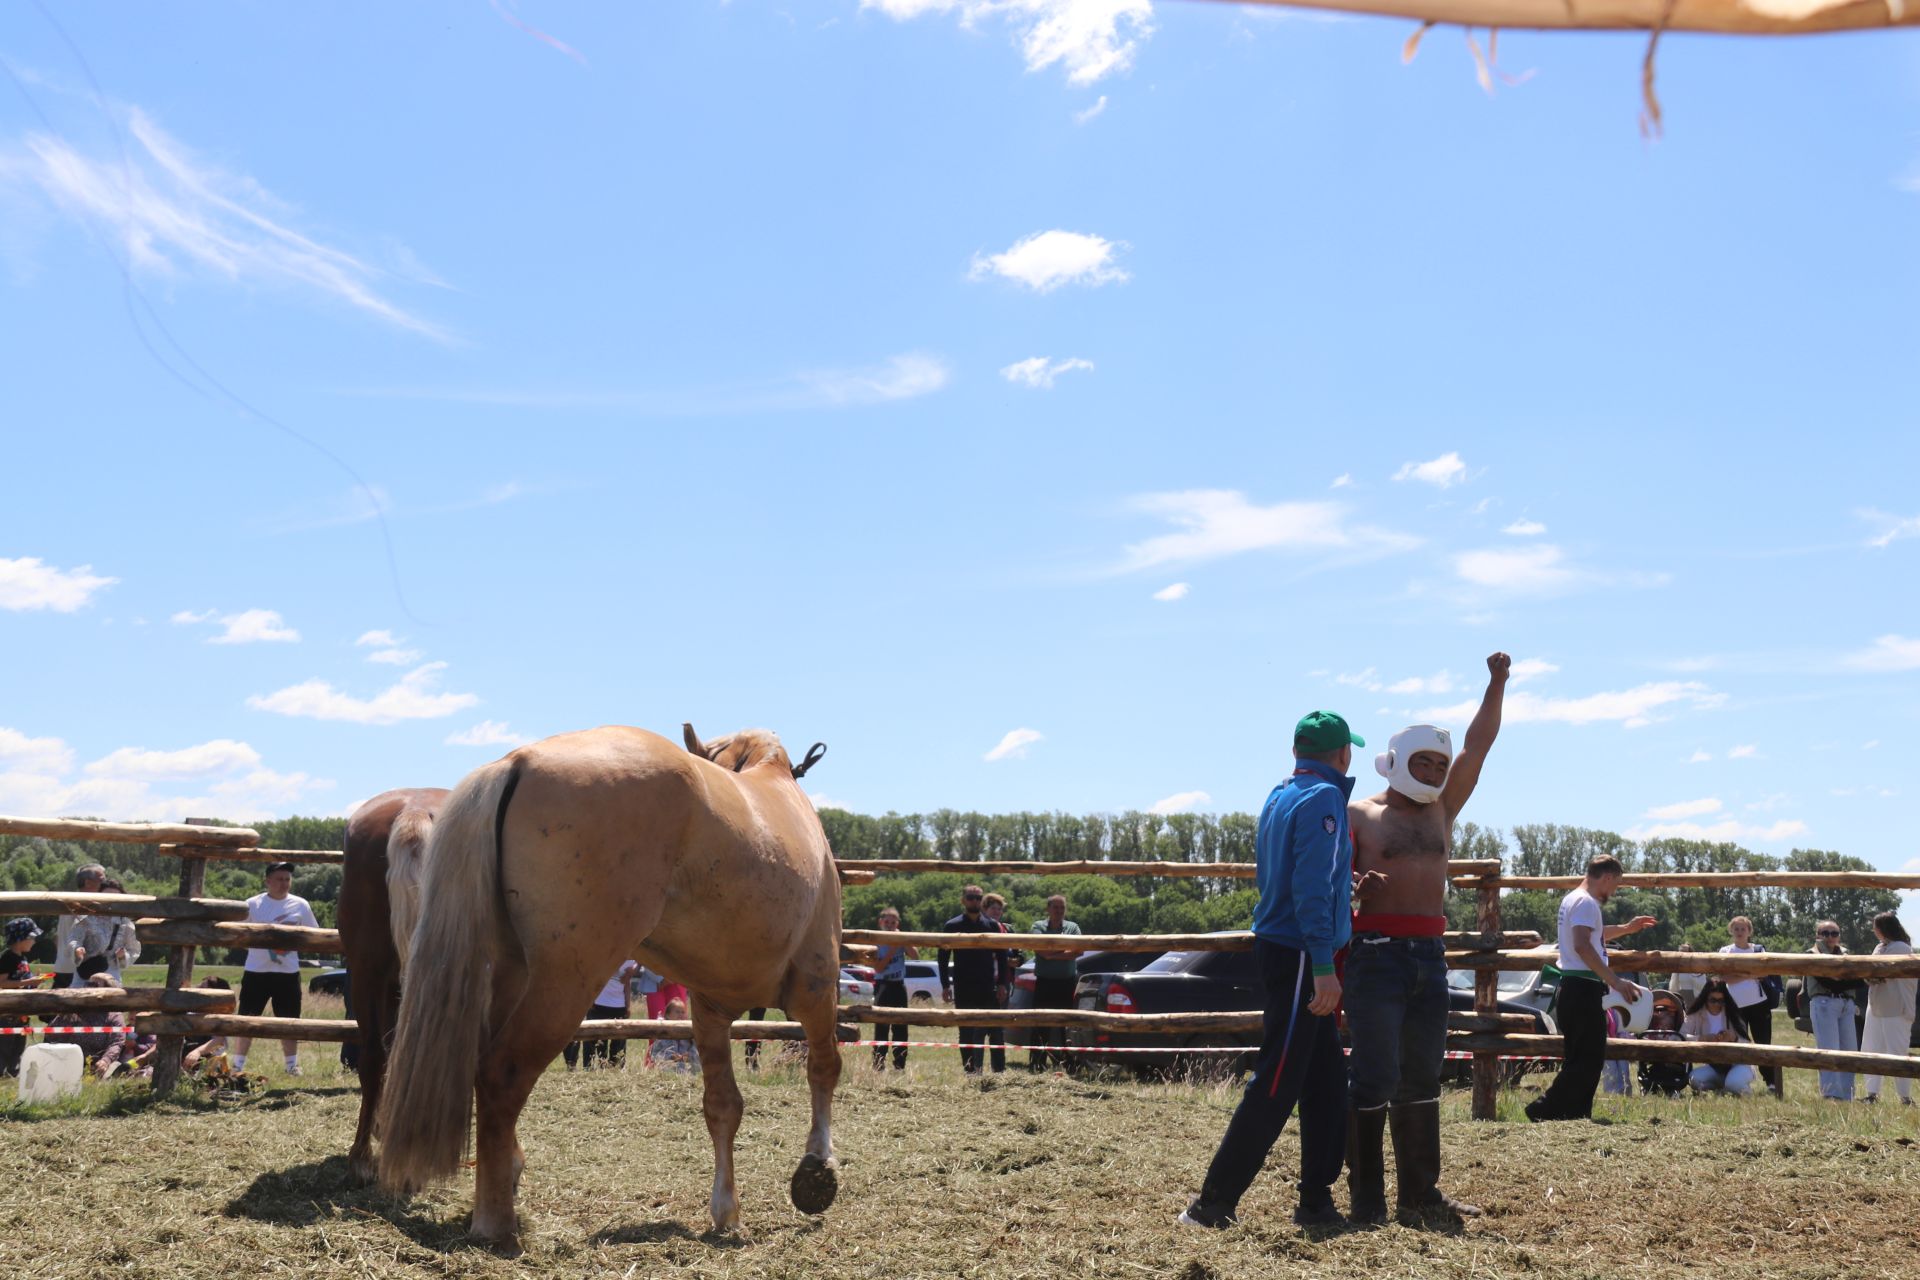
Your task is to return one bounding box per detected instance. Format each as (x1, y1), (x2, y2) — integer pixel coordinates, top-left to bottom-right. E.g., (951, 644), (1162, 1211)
(1293, 710), (1364, 752)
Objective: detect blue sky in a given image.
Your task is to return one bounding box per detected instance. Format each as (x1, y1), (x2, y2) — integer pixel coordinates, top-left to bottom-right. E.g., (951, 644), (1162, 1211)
(3, 2), (1917, 910)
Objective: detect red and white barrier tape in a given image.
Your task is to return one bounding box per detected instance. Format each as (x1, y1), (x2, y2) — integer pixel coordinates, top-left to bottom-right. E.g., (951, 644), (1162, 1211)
(0, 1026), (129, 1036)
(848, 1038), (1556, 1062)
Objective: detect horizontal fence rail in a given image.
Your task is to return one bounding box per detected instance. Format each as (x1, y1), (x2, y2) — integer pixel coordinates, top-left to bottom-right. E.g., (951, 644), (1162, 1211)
(1448, 1033), (1920, 1081)
(1458, 871), (1920, 891)
(0, 985), (237, 1016)
(844, 929), (1543, 954)
(133, 920), (346, 954)
(1443, 946), (1920, 979)
(0, 815), (259, 847)
(842, 1004), (1534, 1033)
(156, 844), (345, 865)
(130, 1014), (850, 1045)
(0, 892), (247, 922)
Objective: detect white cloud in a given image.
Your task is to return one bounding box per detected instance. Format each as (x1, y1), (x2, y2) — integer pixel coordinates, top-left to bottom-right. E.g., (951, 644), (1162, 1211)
(1507, 658), (1559, 685)
(1843, 634), (1920, 673)
(1152, 582), (1189, 601)
(0, 557), (117, 612)
(0, 727), (75, 776)
(171, 609), (216, 625)
(248, 661), (480, 725)
(865, 0), (1155, 86)
(1149, 789), (1211, 815)
(808, 792), (851, 812)
(1864, 740), (1881, 750)
(1001, 355), (1094, 388)
(10, 103), (445, 338)
(1728, 744), (1758, 759)
(1502, 518), (1547, 536)
(1453, 545), (1577, 593)
(798, 352), (951, 405)
(356, 629), (399, 648)
(1330, 473), (1353, 489)
(1116, 489), (1417, 573)
(1643, 797), (1722, 821)
(1415, 681), (1724, 730)
(1384, 671), (1455, 696)
(984, 727), (1043, 761)
(85, 739), (261, 780)
(1859, 509), (1920, 549)
(1625, 818), (1809, 843)
(1393, 452), (1468, 488)
(1074, 95), (1109, 124)
(208, 608), (300, 645)
(366, 647), (423, 665)
(444, 720), (527, 747)
(1687, 749), (1713, 764)
(971, 230), (1127, 291)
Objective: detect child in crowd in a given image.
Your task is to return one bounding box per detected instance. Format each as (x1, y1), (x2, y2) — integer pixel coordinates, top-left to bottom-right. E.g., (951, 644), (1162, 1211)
(651, 997), (700, 1073)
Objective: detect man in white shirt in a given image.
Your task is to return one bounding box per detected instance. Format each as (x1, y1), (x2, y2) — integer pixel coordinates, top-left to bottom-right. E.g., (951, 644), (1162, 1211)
(1525, 855), (1656, 1122)
(231, 862), (319, 1077)
(52, 863), (106, 988)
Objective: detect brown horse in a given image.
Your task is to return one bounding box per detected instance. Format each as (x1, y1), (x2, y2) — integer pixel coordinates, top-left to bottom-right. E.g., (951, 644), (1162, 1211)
(338, 787), (448, 1184)
(376, 724), (839, 1246)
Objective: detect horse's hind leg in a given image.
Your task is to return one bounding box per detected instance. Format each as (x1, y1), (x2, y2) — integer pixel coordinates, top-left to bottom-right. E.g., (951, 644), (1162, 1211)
(467, 954), (567, 1250)
(347, 963), (400, 1184)
(691, 995), (745, 1232)
(787, 979), (843, 1215)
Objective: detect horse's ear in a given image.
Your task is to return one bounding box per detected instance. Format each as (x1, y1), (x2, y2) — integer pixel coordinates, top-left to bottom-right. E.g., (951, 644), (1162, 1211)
(683, 723), (707, 757)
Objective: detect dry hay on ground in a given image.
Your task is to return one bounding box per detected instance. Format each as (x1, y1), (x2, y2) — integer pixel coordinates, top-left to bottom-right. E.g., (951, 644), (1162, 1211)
(1, 1051), (1916, 1280)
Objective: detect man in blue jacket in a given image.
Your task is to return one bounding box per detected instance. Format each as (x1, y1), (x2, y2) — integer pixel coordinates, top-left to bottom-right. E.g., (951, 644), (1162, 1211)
(1181, 711), (1363, 1231)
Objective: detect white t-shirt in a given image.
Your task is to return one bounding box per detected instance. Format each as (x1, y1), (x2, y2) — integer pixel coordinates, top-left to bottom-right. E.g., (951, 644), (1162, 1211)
(1701, 1011), (1727, 1037)
(1556, 886), (1605, 974)
(1719, 942), (1766, 1008)
(244, 891), (319, 974)
(595, 961), (638, 1009)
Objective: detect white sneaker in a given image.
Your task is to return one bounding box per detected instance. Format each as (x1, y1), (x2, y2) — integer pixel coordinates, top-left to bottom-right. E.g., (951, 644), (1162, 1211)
(284, 1062), (302, 1077)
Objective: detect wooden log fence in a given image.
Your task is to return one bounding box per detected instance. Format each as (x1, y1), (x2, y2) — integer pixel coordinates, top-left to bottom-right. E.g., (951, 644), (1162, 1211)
(0, 892), (247, 922)
(843, 1004), (1534, 1033)
(1456, 871), (1920, 891)
(836, 857), (1505, 880)
(0, 985), (236, 1016)
(133, 1014), (848, 1044)
(1472, 875), (1503, 1119)
(156, 844), (345, 865)
(1447, 1033), (1920, 1081)
(134, 919), (345, 955)
(0, 815), (259, 847)
(843, 928), (1542, 954)
(1443, 947), (1920, 979)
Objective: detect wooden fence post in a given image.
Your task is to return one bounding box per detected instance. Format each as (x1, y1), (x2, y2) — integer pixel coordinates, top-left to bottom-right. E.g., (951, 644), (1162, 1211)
(150, 828), (212, 1099)
(1471, 874), (1502, 1120)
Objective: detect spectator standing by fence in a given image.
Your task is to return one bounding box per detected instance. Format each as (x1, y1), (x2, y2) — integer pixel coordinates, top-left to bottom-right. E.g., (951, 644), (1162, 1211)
(52, 863), (106, 989)
(938, 884), (1006, 1075)
(2, 918), (44, 1076)
(1526, 855), (1655, 1123)
(1806, 920), (1866, 1101)
(1667, 943), (1706, 1006)
(95, 876), (141, 983)
(981, 893), (1018, 1073)
(1181, 711), (1363, 1230)
(870, 907), (915, 1071)
(1028, 895), (1081, 1071)
(1862, 912), (1915, 1106)
(566, 959), (638, 1070)
(1720, 916), (1782, 1097)
(230, 861), (319, 1078)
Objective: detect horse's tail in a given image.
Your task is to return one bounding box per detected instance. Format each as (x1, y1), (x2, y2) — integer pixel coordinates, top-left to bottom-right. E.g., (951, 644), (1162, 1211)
(377, 756), (522, 1195)
(384, 803), (436, 968)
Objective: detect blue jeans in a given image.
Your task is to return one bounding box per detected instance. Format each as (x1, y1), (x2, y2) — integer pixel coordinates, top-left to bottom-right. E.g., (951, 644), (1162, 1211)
(1343, 935), (1450, 1110)
(1808, 996), (1858, 1099)
(1195, 941), (1347, 1211)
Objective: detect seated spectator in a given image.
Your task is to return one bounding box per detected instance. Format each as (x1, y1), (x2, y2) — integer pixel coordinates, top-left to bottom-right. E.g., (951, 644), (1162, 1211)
(48, 972), (135, 1065)
(1635, 990), (1691, 1096)
(651, 997), (700, 1073)
(1602, 1002), (1634, 1095)
(183, 976), (233, 1075)
(1683, 981), (1755, 1096)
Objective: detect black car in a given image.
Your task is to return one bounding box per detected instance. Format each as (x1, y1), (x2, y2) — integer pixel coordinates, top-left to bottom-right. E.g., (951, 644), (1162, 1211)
(1066, 947), (1553, 1078)
(307, 967), (349, 997)
(1006, 949), (1165, 1048)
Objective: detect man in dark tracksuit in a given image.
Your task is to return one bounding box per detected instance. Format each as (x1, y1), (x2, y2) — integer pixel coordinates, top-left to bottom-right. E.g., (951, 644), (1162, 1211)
(1182, 711), (1363, 1230)
(937, 884), (1005, 1074)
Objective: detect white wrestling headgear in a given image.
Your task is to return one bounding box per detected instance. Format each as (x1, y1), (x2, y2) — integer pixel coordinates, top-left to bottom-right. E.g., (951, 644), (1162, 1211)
(1374, 724), (1453, 805)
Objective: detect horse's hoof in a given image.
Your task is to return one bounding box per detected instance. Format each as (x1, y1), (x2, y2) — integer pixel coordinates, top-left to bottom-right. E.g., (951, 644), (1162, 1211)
(789, 1153), (839, 1215)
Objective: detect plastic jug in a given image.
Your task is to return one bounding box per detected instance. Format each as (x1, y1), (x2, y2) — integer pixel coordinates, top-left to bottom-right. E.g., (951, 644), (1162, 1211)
(18, 1042), (84, 1102)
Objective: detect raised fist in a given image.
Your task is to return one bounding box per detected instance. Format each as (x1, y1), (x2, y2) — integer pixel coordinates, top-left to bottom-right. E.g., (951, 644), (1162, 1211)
(1487, 652), (1512, 679)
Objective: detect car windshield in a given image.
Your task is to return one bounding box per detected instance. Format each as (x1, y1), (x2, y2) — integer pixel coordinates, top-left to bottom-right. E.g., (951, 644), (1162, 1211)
(1139, 951), (1209, 975)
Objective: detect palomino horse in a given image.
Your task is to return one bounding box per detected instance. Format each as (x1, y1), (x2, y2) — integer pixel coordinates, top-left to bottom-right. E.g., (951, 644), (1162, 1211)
(337, 787), (448, 1184)
(377, 724), (838, 1246)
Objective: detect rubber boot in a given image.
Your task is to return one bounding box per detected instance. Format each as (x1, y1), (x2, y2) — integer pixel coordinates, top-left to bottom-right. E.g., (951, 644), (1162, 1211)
(1389, 1100), (1482, 1227)
(1346, 1105), (1389, 1225)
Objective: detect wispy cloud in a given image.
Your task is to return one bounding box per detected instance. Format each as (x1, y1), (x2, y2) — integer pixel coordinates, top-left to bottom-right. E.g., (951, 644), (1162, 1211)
(1001, 355), (1094, 388)
(1626, 817), (1809, 843)
(248, 662), (479, 725)
(1149, 789), (1211, 815)
(1502, 518), (1547, 536)
(1728, 743), (1758, 759)
(334, 353), (951, 415)
(984, 727), (1043, 761)
(85, 739), (261, 779)
(0, 556), (116, 612)
(1415, 681), (1724, 729)
(971, 230), (1127, 291)
(1338, 667), (1455, 695)
(1330, 473), (1353, 489)
(1643, 797), (1722, 821)
(1859, 509), (1920, 549)
(1508, 658), (1558, 684)
(207, 608), (299, 645)
(356, 629), (421, 665)
(1393, 451), (1468, 488)
(8, 103), (447, 339)
(1687, 749), (1713, 764)
(445, 719), (527, 747)
(0, 727), (330, 822)
(1116, 489), (1417, 573)
(1450, 544), (1667, 598)
(1074, 94), (1109, 124)
(1152, 582), (1189, 602)
(1844, 634), (1920, 673)
(864, 0), (1155, 86)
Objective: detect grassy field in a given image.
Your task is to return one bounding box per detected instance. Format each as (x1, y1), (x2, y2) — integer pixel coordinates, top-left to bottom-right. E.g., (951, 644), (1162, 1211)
(4, 1021), (1917, 1280)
